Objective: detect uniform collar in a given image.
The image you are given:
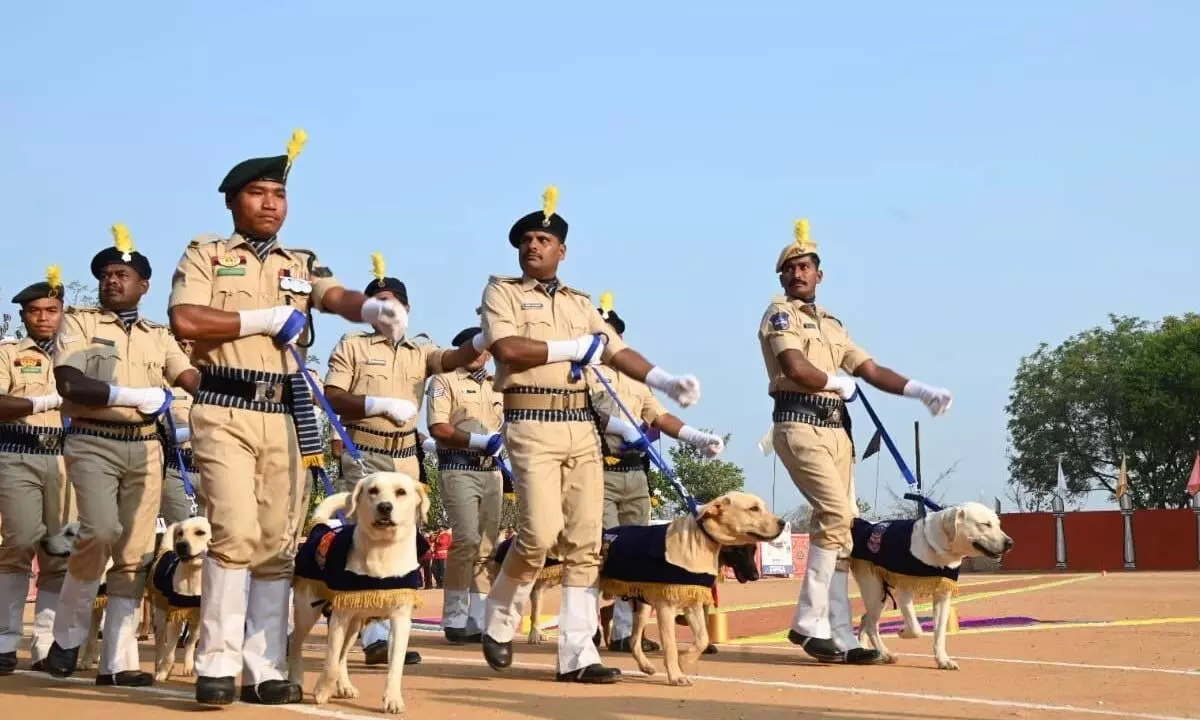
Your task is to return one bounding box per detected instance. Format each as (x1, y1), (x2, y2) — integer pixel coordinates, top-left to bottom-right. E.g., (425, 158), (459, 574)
(518, 273), (569, 295)
(229, 232), (296, 261)
(368, 332), (419, 349)
(97, 306), (148, 331)
(16, 336), (49, 355)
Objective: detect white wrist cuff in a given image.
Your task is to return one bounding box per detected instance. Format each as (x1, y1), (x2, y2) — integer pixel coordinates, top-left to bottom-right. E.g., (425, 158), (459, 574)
(237, 308), (276, 337)
(822, 373), (843, 391)
(467, 433), (490, 450)
(363, 396), (384, 416)
(107, 385), (139, 407)
(902, 380), (930, 398)
(545, 339), (581, 364)
(471, 332), (486, 352)
(605, 415), (639, 442)
(644, 366), (674, 393)
(678, 425), (708, 446)
(174, 427), (191, 444)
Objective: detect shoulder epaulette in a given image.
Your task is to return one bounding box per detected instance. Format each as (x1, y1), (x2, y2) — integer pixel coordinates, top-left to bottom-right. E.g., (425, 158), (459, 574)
(563, 286), (592, 299)
(0, 337), (18, 345)
(67, 306), (100, 315)
(824, 313), (844, 327)
(411, 332), (433, 346)
(142, 318), (167, 329)
(188, 232), (224, 248)
(488, 274), (520, 284)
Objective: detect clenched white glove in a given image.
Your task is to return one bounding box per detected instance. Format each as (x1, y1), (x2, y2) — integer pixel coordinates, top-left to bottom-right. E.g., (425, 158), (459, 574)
(545, 334), (607, 365)
(823, 373), (859, 401)
(421, 436), (437, 454)
(107, 386), (172, 417)
(29, 393), (62, 414)
(605, 415), (643, 445)
(679, 425), (725, 458)
(362, 297), (409, 342)
(174, 426), (191, 444)
(903, 380), (953, 416)
(363, 396), (417, 425)
(644, 367), (701, 408)
(238, 306), (306, 345)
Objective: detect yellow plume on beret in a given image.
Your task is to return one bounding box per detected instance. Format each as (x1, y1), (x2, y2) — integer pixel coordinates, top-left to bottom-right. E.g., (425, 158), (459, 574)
(371, 252), (385, 285)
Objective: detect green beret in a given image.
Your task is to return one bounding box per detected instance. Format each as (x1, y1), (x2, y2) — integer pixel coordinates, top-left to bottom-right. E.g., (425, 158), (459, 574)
(219, 155), (288, 195)
(508, 210), (568, 248)
(91, 248), (151, 280)
(11, 282), (64, 306)
(364, 277), (407, 304)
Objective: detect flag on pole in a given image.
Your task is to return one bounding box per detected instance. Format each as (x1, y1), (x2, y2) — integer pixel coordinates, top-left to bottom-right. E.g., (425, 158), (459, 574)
(757, 428), (774, 457)
(861, 429), (882, 460)
(1055, 457), (1068, 496)
(1115, 454), (1128, 499)
(1186, 450), (1200, 496)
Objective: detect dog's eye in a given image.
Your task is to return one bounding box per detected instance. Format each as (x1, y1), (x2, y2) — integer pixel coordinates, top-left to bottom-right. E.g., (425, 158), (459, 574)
(368, 487), (379, 496)
(195, 530), (207, 536)
(750, 504), (760, 512)
(396, 488), (407, 496)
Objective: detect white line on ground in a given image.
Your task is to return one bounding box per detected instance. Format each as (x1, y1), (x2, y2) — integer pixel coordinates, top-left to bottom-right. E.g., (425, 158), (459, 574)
(726, 643), (1200, 676)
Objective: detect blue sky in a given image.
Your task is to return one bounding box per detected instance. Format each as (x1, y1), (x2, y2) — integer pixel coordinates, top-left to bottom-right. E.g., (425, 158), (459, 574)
(3, 2), (1197, 514)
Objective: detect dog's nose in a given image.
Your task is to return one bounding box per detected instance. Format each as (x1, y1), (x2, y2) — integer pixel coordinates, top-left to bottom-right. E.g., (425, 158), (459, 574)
(376, 502), (393, 516)
(1003, 536), (1014, 550)
(174, 541), (190, 557)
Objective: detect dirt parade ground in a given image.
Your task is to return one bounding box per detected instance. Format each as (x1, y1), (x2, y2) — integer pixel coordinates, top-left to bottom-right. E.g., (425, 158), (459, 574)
(2, 570), (1197, 720)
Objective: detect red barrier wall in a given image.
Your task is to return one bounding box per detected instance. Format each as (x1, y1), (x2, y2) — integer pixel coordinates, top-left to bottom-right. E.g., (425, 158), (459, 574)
(1063, 511), (1124, 571)
(997, 512), (1057, 571)
(1133, 509), (1199, 570)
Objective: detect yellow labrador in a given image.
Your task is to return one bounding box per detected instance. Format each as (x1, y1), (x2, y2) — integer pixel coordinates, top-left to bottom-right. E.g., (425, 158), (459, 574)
(621, 491), (785, 686)
(853, 501), (1013, 669)
(288, 472), (429, 715)
(151, 517), (211, 682)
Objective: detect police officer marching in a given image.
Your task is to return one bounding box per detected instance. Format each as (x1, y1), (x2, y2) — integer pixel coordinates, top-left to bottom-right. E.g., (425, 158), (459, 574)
(167, 130), (410, 706)
(322, 254), (485, 666)
(426, 324), (505, 644)
(477, 186), (702, 683)
(46, 226), (200, 685)
(588, 294), (726, 653)
(758, 218), (953, 664)
(0, 267), (72, 675)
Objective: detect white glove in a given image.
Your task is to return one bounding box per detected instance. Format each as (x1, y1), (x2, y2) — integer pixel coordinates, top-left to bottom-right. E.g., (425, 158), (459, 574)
(823, 373), (859, 401)
(174, 426), (192, 444)
(679, 425), (725, 458)
(29, 393), (63, 414)
(471, 332), (487, 352)
(644, 367), (701, 408)
(545, 334), (607, 364)
(362, 297), (409, 342)
(468, 432), (505, 456)
(421, 436), (437, 454)
(903, 380), (953, 416)
(605, 415), (643, 445)
(363, 396), (417, 425)
(107, 386), (171, 417)
(238, 306), (305, 345)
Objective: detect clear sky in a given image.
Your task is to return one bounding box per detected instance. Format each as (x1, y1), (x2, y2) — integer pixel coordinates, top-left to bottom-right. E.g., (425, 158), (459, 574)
(2, 2), (1196, 515)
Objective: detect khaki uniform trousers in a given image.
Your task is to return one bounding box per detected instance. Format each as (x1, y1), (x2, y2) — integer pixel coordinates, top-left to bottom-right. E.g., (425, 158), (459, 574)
(441, 468), (502, 594)
(338, 450), (420, 492)
(501, 420), (603, 588)
(0, 452), (73, 591)
(602, 468), (651, 531)
(64, 434), (162, 598)
(190, 405), (310, 580)
(160, 465), (204, 526)
(773, 422), (858, 556)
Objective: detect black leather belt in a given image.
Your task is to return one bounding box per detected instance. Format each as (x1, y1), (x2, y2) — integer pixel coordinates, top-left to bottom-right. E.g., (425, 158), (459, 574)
(771, 392), (847, 428)
(198, 373), (290, 404)
(437, 449), (499, 472)
(0, 424), (65, 455)
(603, 453), (648, 472)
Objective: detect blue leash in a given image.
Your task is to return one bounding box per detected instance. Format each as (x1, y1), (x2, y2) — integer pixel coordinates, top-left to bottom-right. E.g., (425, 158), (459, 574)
(159, 392), (198, 516)
(851, 384), (936, 515)
(586, 364), (701, 517)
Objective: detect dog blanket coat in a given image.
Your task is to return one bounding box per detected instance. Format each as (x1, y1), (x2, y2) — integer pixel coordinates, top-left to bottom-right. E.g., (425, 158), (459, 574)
(294, 522), (424, 612)
(147, 550), (201, 622)
(849, 518), (960, 599)
(492, 535), (564, 585)
(598, 523), (717, 605)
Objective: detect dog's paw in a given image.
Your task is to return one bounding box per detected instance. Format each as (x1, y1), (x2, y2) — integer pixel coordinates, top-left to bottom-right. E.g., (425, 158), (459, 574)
(314, 680), (335, 706)
(382, 691), (406, 714)
(882, 652), (899, 665)
(898, 628), (923, 639)
(635, 659), (656, 676)
(335, 678), (359, 699)
(77, 658), (95, 671)
(180, 660), (195, 677)
(528, 631), (543, 645)
(936, 656), (959, 671)
(154, 669), (171, 683)
(668, 675), (693, 687)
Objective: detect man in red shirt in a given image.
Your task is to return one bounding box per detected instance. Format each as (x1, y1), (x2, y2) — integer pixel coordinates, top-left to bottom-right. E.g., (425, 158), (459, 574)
(432, 529), (452, 589)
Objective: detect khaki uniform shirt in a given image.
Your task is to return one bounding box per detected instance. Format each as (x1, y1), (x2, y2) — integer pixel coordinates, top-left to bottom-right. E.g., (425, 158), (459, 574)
(54, 307), (194, 423)
(757, 296), (872, 399)
(0, 337), (62, 428)
(480, 275), (628, 391)
(323, 331), (447, 434)
(167, 233), (341, 375)
(588, 366), (666, 455)
(426, 368), (503, 436)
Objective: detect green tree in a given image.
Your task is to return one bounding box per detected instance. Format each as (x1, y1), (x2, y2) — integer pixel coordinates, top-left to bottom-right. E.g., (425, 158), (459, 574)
(1005, 313), (1200, 509)
(647, 431), (745, 519)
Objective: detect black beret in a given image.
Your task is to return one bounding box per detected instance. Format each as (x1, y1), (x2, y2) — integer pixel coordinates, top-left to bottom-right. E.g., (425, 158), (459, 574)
(11, 282), (64, 306)
(451, 326), (482, 347)
(364, 277), (407, 304)
(91, 248), (151, 280)
(599, 308), (625, 335)
(508, 210), (568, 248)
(219, 155), (289, 195)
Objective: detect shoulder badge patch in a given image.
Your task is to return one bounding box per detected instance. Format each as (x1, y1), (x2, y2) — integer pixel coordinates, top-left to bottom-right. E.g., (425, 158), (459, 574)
(769, 311), (790, 331)
(427, 382), (446, 399)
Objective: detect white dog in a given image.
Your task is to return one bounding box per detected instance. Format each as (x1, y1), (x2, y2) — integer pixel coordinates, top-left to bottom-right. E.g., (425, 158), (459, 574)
(288, 472), (429, 715)
(852, 501), (1013, 670)
(150, 517), (211, 682)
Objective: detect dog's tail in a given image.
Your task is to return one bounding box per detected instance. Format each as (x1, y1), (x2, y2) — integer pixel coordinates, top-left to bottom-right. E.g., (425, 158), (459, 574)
(311, 491), (352, 526)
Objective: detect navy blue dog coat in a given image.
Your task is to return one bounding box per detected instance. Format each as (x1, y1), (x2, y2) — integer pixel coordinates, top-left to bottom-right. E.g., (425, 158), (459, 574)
(849, 518), (960, 599)
(294, 522), (425, 613)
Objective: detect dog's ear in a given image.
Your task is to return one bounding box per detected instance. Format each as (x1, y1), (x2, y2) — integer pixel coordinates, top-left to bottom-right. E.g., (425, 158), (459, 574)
(415, 482), (432, 524)
(162, 522), (179, 546)
(348, 481), (365, 520)
(943, 506), (965, 544)
(701, 496), (730, 521)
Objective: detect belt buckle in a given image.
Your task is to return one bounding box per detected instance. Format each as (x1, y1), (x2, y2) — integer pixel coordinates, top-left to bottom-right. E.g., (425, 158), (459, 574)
(253, 380), (278, 403)
(37, 433), (60, 451)
(549, 392), (566, 411)
(826, 406), (841, 423)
